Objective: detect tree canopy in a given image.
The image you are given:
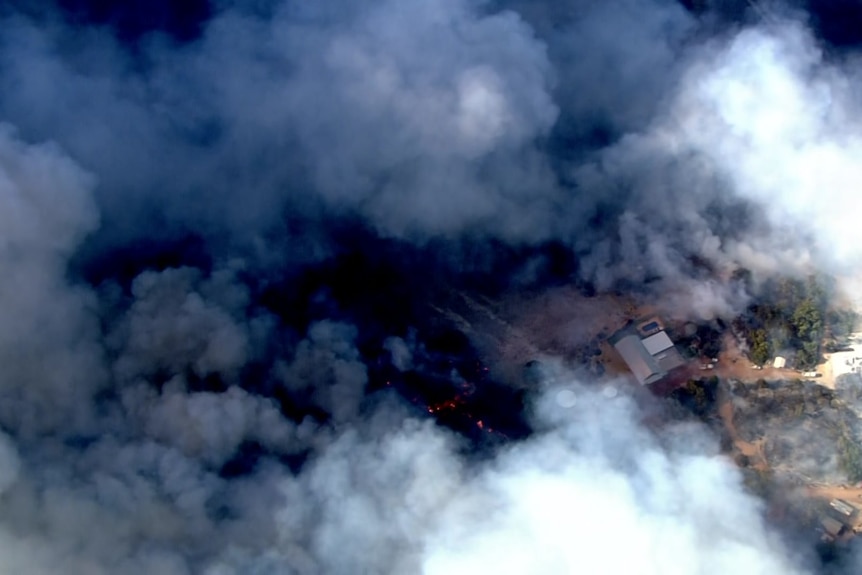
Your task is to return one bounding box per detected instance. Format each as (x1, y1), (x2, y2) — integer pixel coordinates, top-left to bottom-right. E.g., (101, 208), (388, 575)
(740, 275), (836, 370)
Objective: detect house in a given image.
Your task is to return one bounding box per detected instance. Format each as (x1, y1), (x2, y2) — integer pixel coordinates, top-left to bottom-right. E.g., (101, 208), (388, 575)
(614, 335), (664, 385)
(612, 325), (685, 386)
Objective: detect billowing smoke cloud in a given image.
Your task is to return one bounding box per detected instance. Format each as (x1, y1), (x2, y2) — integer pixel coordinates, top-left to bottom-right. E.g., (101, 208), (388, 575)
(0, 0), (861, 573)
(276, 320), (369, 423)
(564, 11), (862, 314)
(0, 123), (819, 573)
(0, 124), (105, 439)
(0, 0), (564, 243)
(255, 381), (812, 574)
(599, 18), (862, 268)
(504, 0), (696, 135)
(667, 21), (862, 270)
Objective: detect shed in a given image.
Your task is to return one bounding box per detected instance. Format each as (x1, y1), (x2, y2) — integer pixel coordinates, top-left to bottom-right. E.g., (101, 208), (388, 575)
(822, 517), (845, 537)
(773, 356), (787, 369)
(830, 499), (856, 517)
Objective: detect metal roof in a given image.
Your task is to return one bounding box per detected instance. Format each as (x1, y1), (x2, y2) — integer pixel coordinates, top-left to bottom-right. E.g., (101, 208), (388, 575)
(822, 517), (844, 537)
(830, 499), (856, 516)
(642, 331), (674, 356)
(614, 335), (663, 385)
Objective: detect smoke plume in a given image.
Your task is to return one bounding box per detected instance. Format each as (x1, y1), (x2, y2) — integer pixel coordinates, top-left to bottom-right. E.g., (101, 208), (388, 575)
(0, 0), (860, 573)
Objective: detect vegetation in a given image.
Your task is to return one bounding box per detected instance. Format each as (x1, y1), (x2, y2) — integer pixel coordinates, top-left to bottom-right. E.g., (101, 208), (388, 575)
(742, 467), (774, 498)
(826, 308), (859, 344)
(677, 322), (723, 361)
(838, 431), (862, 483)
(737, 275), (844, 370)
(671, 377), (719, 417)
(749, 328), (770, 367)
(835, 380), (862, 482)
(730, 379), (862, 484)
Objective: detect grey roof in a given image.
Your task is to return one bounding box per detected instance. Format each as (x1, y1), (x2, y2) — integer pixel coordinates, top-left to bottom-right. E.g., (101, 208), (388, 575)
(830, 499), (856, 517)
(822, 517), (845, 537)
(614, 335), (663, 385)
(642, 331), (674, 355)
(654, 346), (686, 373)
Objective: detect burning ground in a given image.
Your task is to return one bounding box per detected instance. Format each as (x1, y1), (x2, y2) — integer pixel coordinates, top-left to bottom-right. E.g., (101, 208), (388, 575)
(3, 0), (862, 573)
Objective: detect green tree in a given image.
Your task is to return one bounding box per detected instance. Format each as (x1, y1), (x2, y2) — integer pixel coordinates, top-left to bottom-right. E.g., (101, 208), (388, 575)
(792, 298), (822, 340)
(791, 297), (823, 368)
(749, 328), (770, 366)
(839, 432), (862, 482)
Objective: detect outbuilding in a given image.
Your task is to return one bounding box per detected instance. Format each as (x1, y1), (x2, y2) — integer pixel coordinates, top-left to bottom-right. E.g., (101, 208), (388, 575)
(614, 335), (664, 385)
(822, 517), (845, 538)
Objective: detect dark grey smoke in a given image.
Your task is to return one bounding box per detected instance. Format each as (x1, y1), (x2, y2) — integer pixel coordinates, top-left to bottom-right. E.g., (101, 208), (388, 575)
(0, 0), (860, 572)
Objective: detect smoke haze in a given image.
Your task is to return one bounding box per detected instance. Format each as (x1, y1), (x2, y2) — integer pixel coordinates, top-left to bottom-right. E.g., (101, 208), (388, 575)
(0, 0), (861, 572)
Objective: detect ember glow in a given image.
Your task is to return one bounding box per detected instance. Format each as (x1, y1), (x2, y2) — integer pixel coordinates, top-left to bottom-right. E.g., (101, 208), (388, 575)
(0, 0), (862, 573)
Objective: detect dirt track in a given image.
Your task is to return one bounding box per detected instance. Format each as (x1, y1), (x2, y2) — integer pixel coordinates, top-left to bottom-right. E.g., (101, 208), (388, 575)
(808, 485), (862, 501)
(712, 333), (794, 381)
(704, 332), (841, 393)
(446, 288), (648, 386)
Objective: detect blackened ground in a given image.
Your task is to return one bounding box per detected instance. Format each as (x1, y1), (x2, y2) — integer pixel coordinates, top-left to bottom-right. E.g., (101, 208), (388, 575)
(670, 376), (720, 418)
(73, 225), (569, 465)
(72, 232), (213, 292)
(252, 225), (581, 344)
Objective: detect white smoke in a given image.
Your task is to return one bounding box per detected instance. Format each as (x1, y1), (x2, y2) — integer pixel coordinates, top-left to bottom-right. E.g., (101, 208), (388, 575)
(667, 21), (862, 262)
(194, 381), (812, 574)
(567, 13), (862, 314)
(668, 20), (862, 306)
(0, 1), (859, 573)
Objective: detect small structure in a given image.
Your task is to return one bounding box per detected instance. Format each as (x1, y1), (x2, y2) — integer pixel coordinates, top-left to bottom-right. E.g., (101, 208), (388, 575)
(773, 356), (787, 369)
(643, 331), (674, 356)
(821, 516), (845, 538)
(830, 499), (856, 518)
(612, 323), (685, 386)
(614, 335), (664, 385)
(637, 317), (663, 337)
